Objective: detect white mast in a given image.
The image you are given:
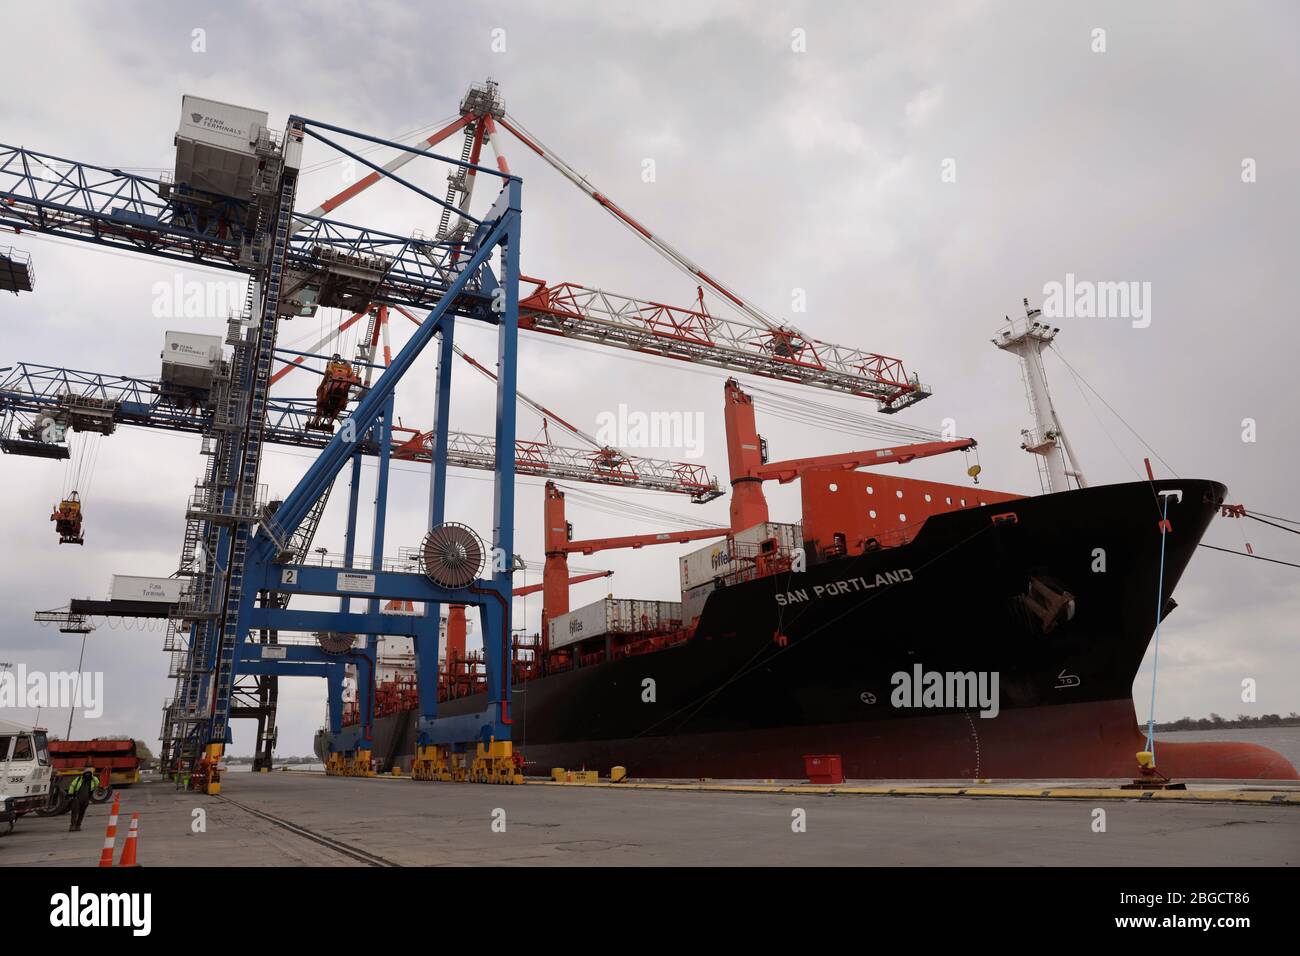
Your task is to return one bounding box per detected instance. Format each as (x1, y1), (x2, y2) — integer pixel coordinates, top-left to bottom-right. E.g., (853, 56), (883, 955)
(993, 298), (1086, 494)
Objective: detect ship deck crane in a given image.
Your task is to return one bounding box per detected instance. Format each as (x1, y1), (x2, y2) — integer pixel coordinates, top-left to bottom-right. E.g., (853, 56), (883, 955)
(722, 378), (976, 532)
(542, 480), (729, 663)
(537, 378), (978, 670)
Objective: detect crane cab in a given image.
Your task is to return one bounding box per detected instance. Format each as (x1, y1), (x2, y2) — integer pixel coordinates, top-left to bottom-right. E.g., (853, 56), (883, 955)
(50, 491), (85, 545)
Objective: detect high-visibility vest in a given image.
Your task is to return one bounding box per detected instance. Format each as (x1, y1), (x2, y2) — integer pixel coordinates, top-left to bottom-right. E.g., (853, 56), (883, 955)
(67, 773), (100, 794)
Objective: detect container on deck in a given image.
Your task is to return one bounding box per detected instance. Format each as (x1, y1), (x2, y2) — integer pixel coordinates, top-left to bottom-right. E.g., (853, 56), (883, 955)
(679, 521), (800, 589)
(549, 597), (683, 651)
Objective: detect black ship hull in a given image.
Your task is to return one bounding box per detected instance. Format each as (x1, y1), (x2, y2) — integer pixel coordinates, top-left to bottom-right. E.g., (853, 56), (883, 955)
(321, 479), (1297, 780)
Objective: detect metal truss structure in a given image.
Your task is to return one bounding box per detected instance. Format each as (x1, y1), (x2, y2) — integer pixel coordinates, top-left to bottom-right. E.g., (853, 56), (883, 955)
(0, 78), (936, 787)
(0, 362), (720, 498)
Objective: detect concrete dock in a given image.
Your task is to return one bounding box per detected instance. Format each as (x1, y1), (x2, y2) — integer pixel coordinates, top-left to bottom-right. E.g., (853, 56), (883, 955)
(5, 771), (1297, 867)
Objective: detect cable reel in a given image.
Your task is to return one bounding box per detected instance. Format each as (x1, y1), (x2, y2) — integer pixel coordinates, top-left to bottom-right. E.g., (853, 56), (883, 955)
(420, 522), (486, 589)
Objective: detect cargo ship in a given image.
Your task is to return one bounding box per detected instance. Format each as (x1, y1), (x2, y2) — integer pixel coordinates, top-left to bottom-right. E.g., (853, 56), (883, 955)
(316, 303), (1298, 780)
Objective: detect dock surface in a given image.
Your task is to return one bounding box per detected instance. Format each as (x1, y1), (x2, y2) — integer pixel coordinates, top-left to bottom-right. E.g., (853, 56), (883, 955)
(5, 771), (1297, 866)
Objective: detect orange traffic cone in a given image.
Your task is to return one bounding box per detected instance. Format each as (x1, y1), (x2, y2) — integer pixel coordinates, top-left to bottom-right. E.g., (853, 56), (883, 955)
(97, 793), (121, 867)
(117, 811), (140, 867)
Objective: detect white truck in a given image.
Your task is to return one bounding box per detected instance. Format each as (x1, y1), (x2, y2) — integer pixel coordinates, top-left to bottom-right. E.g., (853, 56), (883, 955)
(0, 719), (54, 834)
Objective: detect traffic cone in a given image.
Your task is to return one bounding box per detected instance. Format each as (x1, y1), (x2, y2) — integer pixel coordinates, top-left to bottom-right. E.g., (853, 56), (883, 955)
(117, 812), (140, 867)
(97, 793), (121, 867)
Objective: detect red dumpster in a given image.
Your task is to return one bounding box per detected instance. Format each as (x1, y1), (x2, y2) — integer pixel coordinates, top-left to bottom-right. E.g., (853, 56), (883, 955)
(804, 754), (844, 785)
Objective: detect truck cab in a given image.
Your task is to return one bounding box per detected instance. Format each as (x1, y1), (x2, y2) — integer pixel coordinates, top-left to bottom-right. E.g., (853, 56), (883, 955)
(0, 720), (53, 833)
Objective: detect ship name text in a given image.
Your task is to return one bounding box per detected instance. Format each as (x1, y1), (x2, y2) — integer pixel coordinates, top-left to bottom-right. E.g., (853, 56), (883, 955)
(774, 569), (913, 606)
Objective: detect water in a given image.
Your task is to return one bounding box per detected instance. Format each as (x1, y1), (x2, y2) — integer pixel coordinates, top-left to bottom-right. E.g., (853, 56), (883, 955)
(1155, 726), (1300, 770)
(225, 762), (325, 773)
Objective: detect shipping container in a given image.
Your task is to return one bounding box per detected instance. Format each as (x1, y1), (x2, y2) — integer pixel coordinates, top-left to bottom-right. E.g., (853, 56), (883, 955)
(679, 538), (737, 590)
(174, 95), (269, 197)
(549, 597), (683, 651)
(110, 575), (183, 604)
(680, 522), (801, 590)
(161, 331), (223, 391)
(733, 520), (801, 551)
(681, 581), (715, 624)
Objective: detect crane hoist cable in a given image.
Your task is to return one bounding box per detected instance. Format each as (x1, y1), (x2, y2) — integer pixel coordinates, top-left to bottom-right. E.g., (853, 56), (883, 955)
(497, 110), (797, 337)
(396, 302), (640, 461)
(1050, 344), (1178, 478)
(556, 483), (727, 532)
(743, 383), (946, 443)
(448, 341), (607, 450)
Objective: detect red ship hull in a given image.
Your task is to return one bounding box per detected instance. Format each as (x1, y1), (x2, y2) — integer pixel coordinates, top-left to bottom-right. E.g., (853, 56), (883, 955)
(509, 698), (1298, 781)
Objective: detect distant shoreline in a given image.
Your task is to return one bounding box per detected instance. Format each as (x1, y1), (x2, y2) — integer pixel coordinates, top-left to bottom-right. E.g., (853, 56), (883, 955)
(1149, 717), (1300, 733)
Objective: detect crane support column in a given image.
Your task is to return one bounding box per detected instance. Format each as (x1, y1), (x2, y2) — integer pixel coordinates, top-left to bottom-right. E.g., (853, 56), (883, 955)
(417, 318), (455, 733)
(542, 480), (571, 657)
(993, 299), (1085, 494)
(724, 378), (770, 531)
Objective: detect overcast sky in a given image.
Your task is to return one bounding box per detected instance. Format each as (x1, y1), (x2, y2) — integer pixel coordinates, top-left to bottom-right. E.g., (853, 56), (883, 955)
(1, 0), (1297, 757)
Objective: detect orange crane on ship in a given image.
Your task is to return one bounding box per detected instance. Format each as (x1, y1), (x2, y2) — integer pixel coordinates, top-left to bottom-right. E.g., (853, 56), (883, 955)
(537, 378), (977, 669)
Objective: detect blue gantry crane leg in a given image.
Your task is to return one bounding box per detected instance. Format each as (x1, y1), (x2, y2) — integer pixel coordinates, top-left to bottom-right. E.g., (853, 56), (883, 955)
(416, 317), (456, 737)
(238, 173), (524, 785)
(0, 108), (523, 786)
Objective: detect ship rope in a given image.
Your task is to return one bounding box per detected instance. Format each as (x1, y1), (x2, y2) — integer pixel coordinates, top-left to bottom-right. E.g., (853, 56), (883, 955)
(1200, 508), (1300, 570)
(1144, 495), (1172, 761)
(1049, 345), (1179, 478)
(1197, 544), (1300, 570)
(1242, 513), (1300, 536)
(1245, 510), (1300, 526)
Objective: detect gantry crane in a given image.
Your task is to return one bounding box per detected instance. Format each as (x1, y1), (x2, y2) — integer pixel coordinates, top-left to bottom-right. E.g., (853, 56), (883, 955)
(0, 353), (716, 773)
(0, 79), (942, 786)
(0, 361), (720, 497)
(280, 79), (931, 411)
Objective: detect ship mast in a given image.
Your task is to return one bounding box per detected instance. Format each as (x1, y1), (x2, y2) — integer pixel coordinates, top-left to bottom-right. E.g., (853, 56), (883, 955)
(993, 298), (1086, 494)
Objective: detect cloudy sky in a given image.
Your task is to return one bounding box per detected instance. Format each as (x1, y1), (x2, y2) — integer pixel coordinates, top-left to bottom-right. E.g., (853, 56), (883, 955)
(1, 1), (1296, 757)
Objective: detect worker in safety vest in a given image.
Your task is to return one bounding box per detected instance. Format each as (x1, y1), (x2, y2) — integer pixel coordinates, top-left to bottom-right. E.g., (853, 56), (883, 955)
(66, 768), (99, 832)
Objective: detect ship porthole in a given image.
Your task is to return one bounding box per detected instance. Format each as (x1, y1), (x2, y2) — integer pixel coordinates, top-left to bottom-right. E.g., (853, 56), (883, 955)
(945, 496), (953, 505)
(869, 509), (877, 519)
(899, 513), (907, 522)
(960, 498), (967, 506)
(829, 482), (838, 492)
(866, 486), (873, 494)
(924, 493), (932, 502)
(896, 489), (903, 498)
